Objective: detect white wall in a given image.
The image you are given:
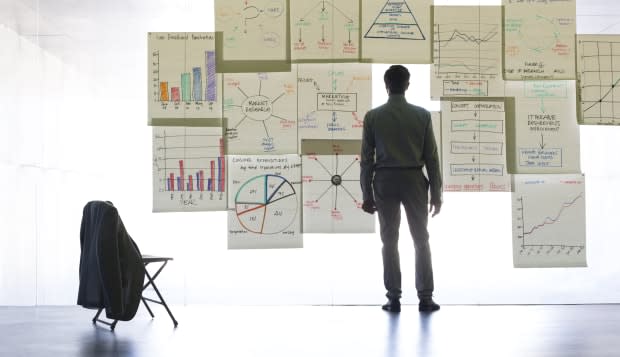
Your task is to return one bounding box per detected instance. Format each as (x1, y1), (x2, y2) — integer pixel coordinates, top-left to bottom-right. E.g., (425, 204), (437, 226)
(2, 0), (620, 306)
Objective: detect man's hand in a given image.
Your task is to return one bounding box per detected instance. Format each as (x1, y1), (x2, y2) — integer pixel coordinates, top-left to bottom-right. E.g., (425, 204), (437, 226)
(429, 202), (441, 217)
(362, 199), (376, 214)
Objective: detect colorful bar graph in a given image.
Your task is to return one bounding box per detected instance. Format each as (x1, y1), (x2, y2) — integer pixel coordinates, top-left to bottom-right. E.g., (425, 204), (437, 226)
(163, 155), (225, 193)
(181, 73), (191, 102)
(160, 82), (169, 102)
(171, 87), (180, 102)
(206, 51), (217, 102)
(192, 67), (202, 102)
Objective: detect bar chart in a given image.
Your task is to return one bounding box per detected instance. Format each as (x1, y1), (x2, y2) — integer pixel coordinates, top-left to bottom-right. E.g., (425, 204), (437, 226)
(153, 126), (226, 212)
(148, 32), (222, 123)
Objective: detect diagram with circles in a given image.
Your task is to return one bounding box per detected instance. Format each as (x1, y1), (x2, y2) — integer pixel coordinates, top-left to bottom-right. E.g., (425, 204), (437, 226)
(224, 70), (298, 154)
(228, 155), (302, 249)
(302, 153), (374, 233)
(215, 0), (287, 62)
(503, 0), (576, 80)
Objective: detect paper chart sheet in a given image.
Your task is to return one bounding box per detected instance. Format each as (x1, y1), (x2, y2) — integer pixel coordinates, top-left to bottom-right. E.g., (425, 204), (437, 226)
(153, 126), (227, 212)
(431, 6), (504, 99)
(577, 35), (620, 125)
(215, 0), (289, 63)
(297, 63), (371, 149)
(224, 70), (298, 154)
(301, 139), (374, 233)
(512, 174), (587, 268)
(441, 99), (509, 192)
(503, 0), (576, 80)
(291, 0), (360, 62)
(506, 81), (581, 174)
(361, 0), (432, 63)
(228, 155), (302, 249)
(148, 33), (222, 125)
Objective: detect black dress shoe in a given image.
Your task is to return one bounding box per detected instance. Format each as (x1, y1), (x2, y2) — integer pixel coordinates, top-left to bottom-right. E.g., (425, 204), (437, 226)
(381, 299), (401, 312)
(418, 298), (440, 312)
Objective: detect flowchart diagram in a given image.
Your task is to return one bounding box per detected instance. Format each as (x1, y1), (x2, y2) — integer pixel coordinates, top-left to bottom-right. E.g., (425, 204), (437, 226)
(291, 0), (359, 61)
(297, 63), (371, 148)
(505, 81), (581, 174)
(441, 99), (510, 192)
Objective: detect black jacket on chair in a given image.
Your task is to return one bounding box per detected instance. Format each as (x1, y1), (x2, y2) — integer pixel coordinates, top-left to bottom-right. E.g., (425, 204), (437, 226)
(78, 201), (145, 321)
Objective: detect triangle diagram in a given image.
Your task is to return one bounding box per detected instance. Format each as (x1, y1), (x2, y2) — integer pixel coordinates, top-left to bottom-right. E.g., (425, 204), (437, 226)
(365, 0), (425, 40)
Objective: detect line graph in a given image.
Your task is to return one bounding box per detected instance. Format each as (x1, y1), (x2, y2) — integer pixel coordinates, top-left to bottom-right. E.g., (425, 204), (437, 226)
(435, 23), (500, 76)
(511, 174), (587, 268)
(578, 36), (620, 125)
(430, 6), (504, 99)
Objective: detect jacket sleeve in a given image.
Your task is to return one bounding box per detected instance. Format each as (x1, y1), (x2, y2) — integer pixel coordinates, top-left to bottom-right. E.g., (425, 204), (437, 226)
(360, 112), (375, 202)
(423, 113), (442, 205)
(97, 208), (124, 317)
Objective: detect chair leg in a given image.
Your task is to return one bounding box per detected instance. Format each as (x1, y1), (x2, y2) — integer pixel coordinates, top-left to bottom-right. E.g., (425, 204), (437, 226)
(92, 308), (118, 331)
(143, 261), (179, 327)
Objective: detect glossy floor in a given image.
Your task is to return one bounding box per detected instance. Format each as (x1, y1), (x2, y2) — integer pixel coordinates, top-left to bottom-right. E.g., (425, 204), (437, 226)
(1, 304), (619, 357)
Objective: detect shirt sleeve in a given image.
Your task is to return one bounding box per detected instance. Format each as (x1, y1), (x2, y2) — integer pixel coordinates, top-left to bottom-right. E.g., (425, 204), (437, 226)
(360, 112), (375, 202)
(423, 113), (442, 204)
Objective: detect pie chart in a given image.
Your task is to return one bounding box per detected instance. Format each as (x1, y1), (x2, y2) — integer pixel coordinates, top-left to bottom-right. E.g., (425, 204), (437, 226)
(234, 174), (298, 234)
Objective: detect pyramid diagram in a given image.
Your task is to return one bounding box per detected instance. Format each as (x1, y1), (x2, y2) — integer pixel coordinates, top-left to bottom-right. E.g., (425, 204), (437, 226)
(365, 0), (425, 40)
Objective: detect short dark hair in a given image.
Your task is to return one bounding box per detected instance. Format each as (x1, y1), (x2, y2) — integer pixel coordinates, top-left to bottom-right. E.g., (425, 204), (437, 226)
(384, 65), (410, 94)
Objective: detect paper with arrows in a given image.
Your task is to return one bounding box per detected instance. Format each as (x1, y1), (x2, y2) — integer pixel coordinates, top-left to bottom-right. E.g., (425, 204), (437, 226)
(505, 81), (581, 174)
(441, 98), (510, 192)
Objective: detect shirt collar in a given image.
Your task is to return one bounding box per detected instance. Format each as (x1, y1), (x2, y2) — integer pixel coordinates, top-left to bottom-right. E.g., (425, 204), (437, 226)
(388, 94), (407, 103)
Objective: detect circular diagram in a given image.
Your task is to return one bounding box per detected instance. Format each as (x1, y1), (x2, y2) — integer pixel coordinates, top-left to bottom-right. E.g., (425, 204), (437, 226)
(235, 174), (298, 234)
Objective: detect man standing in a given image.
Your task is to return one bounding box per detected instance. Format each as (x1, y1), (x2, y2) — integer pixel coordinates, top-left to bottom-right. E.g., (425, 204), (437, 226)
(360, 65), (442, 313)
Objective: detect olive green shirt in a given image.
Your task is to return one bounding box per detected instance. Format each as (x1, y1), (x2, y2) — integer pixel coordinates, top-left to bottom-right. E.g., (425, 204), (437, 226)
(360, 94), (442, 204)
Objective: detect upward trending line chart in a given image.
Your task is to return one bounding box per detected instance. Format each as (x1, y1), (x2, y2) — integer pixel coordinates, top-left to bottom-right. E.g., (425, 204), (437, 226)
(577, 35), (620, 125)
(511, 174), (587, 268)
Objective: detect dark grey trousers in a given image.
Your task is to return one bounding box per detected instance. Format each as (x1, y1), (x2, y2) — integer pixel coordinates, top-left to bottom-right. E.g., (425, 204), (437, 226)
(373, 168), (434, 300)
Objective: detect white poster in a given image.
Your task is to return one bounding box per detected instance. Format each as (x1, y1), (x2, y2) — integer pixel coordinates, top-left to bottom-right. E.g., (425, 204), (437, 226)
(503, 0), (576, 80)
(506, 81), (581, 174)
(577, 34), (620, 125)
(361, 0), (432, 63)
(228, 155), (302, 249)
(152, 126), (227, 212)
(291, 0), (360, 62)
(297, 63), (371, 149)
(223, 70), (298, 154)
(441, 99), (509, 192)
(147, 32), (222, 124)
(301, 140), (374, 233)
(512, 174), (587, 268)
(215, 0), (288, 62)
(431, 6), (504, 99)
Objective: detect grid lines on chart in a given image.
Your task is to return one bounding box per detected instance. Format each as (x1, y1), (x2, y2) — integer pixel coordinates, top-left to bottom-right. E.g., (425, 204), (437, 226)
(579, 39), (620, 124)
